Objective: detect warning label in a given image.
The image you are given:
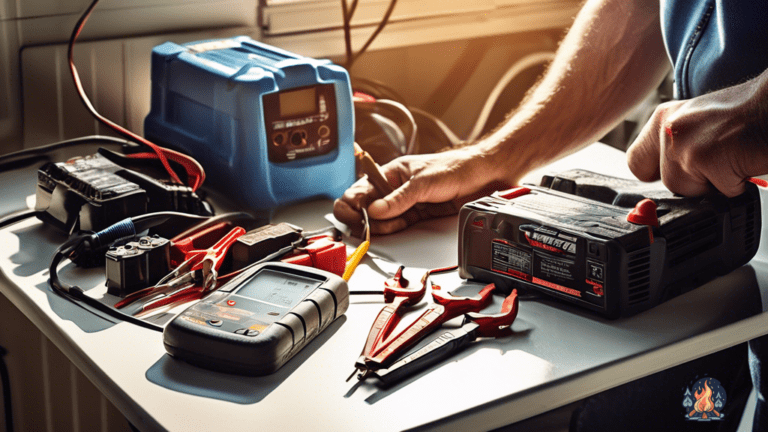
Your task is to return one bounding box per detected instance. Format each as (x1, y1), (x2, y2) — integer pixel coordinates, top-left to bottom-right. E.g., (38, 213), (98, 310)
(534, 252), (576, 285)
(491, 241), (585, 298)
(492, 241), (532, 275)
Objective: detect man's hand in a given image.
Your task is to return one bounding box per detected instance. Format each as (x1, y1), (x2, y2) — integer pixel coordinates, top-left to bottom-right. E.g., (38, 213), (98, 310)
(335, 0), (671, 235)
(627, 71), (768, 197)
(333, 147), (511, 235)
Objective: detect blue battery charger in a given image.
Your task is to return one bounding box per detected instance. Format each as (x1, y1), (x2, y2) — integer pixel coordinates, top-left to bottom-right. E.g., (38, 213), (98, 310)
(144, 36), (355, 211)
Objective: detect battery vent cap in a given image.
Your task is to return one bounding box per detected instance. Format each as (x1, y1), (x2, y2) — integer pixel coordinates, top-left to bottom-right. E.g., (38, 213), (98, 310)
(627, 198), (659, 226)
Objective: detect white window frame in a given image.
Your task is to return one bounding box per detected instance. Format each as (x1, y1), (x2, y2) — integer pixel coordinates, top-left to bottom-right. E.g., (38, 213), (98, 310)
(259, 0), (580, 35)
(259, 0), (582, 58)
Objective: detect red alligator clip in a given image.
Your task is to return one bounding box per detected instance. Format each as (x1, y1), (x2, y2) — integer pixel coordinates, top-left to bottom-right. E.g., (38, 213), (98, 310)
(281, 235), (346, 276)
(169, 222), (232, 267)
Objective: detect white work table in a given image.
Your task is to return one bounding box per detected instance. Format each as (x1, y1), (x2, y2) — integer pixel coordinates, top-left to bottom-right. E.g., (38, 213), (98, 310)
(1, 143), (768, 431)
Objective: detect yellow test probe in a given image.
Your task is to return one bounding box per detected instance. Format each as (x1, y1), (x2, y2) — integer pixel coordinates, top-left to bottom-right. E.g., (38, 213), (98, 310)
(343, 208), (370, 281)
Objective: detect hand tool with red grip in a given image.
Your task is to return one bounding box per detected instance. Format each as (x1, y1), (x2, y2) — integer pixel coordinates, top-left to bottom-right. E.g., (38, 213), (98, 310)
(115, 226), (245, 314)
(370, 289), (518, 385)
(363, 283), (496, 371)
(346, 266), (422, 381)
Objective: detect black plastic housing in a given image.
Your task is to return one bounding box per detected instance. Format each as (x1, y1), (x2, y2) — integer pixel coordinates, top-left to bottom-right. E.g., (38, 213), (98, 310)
(105, 235), (171, 297)
(458, 170), (762, 318)
(35, 153), (212, 233)
(230, 223), (303, 271)
(163, 262), (349, 375)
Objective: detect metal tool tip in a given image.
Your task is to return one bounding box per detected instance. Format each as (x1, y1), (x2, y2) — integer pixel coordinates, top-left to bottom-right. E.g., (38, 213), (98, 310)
(357, 369), (372, 381)
(346, 368), (358, 382)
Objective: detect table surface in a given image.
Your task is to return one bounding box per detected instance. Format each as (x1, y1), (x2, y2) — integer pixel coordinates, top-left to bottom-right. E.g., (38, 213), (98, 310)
(2, 143), (768, 432)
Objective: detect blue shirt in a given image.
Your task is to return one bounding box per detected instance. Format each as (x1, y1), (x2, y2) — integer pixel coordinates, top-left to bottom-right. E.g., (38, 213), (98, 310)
(661, 0), (768, 99)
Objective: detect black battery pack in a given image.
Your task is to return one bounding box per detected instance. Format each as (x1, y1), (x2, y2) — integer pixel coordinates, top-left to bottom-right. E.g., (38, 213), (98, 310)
(230, 223), (303, 271)
(458, 169), (761, 318)
(35, 152), (212, 234)
(105, 235), (171, 297)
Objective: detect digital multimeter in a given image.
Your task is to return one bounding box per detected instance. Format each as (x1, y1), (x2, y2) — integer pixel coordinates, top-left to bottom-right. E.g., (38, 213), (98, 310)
(163, 262), (349, 375)
(144, 36), (356, 211)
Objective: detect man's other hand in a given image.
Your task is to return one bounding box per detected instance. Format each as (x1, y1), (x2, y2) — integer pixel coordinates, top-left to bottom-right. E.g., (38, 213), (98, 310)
(627, 71), (768, 197)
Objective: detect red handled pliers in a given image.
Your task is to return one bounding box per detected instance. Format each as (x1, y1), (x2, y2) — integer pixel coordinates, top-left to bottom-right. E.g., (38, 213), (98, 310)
(347, 266), (425, 381)
(370, 289), (519, 385)
(358, 282), (497, 377)
(115, 226), (245, 315)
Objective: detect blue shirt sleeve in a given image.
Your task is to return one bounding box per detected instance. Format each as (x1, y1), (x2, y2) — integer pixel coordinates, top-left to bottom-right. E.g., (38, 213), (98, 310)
(661, 0), (768, 99)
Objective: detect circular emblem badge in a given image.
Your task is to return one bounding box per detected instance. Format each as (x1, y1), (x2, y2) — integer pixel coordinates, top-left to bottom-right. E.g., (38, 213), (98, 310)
(683, 377), (726, 421)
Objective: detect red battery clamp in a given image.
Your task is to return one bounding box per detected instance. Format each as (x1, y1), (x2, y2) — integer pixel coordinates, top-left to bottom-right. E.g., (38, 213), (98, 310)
(281, 236), (347, 277)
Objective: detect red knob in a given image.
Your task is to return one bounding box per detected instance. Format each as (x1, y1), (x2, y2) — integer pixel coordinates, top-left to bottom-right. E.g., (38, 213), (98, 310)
(627, 199), (659, 227)
(497, 187), (531, 200)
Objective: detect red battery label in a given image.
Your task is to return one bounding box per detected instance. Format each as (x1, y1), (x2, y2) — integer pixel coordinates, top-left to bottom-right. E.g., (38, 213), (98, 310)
(491, 238), (593, 300)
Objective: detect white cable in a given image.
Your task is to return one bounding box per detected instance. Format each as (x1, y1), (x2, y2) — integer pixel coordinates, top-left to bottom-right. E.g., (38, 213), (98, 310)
(408, 106), (464, 148)
(374, 99), (418, 155)
(467, 52), (556, 142)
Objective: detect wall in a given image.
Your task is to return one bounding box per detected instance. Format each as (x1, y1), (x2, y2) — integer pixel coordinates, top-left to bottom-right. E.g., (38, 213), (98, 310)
(4, 0), (581, 152)
(0, 293), (132, 432)
(20, 28), (564, 148)
(0, 0), (259, 154)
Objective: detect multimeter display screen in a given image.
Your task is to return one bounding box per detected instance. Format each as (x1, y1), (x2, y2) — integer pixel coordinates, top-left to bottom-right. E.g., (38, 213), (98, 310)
(279, 87), (317, 118)
(235, 269), (322, 310)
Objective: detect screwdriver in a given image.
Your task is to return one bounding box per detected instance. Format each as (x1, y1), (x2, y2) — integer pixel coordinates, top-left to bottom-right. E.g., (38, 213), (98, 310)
(353, 143), (430, 222)
(354, 143), (395, 196)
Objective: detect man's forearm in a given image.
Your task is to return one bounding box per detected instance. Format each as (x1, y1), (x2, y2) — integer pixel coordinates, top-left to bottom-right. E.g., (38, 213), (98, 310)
(476, 0), (670, 184)
(335, 0), (674, 233)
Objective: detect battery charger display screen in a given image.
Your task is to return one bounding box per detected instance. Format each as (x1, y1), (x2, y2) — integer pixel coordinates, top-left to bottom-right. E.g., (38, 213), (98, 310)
(235, 269), (322, 310)
(279, 87), (317, 118)
(264, 83), (338, 163)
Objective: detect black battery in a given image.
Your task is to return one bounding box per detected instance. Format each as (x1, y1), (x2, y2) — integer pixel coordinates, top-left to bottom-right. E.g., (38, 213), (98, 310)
(458, 169), (762, 318)
(105, 235), (171, 297)
(35, 152), (212, 234)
